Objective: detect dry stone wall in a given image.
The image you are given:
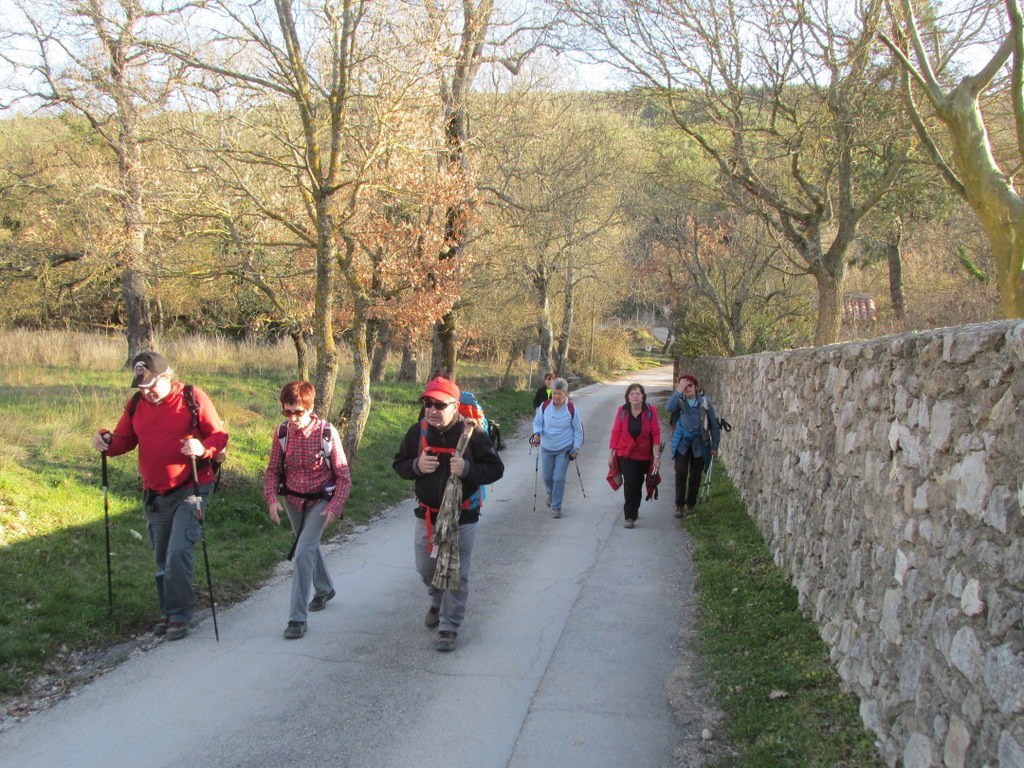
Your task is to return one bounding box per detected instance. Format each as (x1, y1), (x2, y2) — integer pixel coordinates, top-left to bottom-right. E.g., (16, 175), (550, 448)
(677, 320), (1024, 768)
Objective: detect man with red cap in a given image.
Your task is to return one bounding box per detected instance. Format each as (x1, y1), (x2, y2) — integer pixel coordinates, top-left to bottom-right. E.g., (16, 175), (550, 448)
(666, 373), (720, 519)
(393, 376), (504, 652)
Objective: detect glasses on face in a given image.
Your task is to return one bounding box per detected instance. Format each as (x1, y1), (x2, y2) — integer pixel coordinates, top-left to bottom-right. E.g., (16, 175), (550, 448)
(422, 399), (452, 411)
(682, 382), (695, 389)
(282, 407), (308, 417)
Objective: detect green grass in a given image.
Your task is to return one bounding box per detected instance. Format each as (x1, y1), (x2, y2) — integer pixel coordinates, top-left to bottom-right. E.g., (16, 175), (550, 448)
(686, 463), (884, 768)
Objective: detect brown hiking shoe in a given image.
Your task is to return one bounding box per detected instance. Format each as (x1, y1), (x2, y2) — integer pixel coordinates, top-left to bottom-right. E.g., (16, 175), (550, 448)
(425, 605), (440, 629)
(435, 631), (457, 652)
(165, 621), (189, 641)
(308, 589), (335, 612)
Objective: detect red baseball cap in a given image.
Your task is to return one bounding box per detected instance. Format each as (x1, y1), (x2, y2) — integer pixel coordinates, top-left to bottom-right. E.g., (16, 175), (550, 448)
(421, 376), (460, 404)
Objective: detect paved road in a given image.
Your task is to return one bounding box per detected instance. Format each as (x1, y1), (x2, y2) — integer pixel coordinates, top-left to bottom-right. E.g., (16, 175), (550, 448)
(0, 366), (703, 768)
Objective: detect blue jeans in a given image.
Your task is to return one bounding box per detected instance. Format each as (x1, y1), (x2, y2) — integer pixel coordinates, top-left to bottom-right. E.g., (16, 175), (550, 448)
(143, 483), (212, 623)
(283, 498), (334, 622)
(414, 518), (477, 633)
(541, 447), (572, 511)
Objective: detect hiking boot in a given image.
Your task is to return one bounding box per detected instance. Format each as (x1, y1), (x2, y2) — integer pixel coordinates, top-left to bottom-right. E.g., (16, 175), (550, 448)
(308, 589), (336, 612)
(165, 621), (189, 641)
(435, 630), (458, 652)
(283, 621), (307, 639)
(624, 519), (635, 529)
(674, 507), (685, 519)
(551, 508), (562, 519)
(153, 616), (169, 637)
(425, 604), (440, 629)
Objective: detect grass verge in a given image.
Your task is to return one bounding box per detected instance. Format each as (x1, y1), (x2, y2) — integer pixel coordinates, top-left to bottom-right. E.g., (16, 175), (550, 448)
(685, 460), (884, 767)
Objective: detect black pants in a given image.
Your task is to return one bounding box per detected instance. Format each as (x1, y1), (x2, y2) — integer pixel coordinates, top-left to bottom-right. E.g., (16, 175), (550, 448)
(619, 457), (650, 521)
(674, 449), (704, 509)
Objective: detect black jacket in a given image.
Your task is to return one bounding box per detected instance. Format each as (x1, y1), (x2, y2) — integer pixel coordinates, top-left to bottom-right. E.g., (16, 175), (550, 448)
(393, 415), (504, 525)
(532, 384), (551, 410)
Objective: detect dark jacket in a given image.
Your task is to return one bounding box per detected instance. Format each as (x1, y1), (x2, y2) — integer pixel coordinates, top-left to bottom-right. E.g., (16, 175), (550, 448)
(393, 415), (504, 525)
(532, 384), (551, 409)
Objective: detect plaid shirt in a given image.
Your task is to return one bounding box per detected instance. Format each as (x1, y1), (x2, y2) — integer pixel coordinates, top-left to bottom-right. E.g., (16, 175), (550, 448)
(263, 414), (352, 518)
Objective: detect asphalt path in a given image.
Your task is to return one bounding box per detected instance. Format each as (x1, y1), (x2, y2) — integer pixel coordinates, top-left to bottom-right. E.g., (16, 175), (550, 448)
(0, 365), (704, 768)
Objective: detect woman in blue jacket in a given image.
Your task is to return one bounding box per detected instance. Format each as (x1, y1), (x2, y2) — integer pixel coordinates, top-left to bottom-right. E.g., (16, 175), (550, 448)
(665, 374), (720, 518)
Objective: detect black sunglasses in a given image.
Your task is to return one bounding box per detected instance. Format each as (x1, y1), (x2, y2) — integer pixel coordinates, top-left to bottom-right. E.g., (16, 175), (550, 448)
(282, 407), (308, 416)
(422, 399), (452, 410)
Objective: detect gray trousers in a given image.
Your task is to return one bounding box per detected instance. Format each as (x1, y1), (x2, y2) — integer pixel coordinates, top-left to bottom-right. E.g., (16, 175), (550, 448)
(283, 498), (335, 622)
(143, 482), (212, 623)
(414, 517), (477, 634)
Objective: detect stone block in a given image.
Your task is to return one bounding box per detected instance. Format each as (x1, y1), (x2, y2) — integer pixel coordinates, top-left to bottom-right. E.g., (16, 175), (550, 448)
(982, 644), (1024, 716)
(943, 715), (971, 768)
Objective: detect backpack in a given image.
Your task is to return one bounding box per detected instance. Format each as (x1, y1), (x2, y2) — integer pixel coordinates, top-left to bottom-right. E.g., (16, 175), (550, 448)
(539, 398), (583, 446)
(668, 391), (732, 434)
(540, 398), (576, 418)
(458, 390), (502, 451)
(275, 419), (337, 500)
(128, 384), (225, 481)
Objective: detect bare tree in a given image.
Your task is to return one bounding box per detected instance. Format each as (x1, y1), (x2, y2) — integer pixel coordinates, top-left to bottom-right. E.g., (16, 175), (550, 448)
(422, 0), (553, 377)
(161, 0), (451, 455)
(563, 0), (915, 344)
(479, 94), (630, 375)
(1, 0), (190, 360)
(880, 0), (1024, 318)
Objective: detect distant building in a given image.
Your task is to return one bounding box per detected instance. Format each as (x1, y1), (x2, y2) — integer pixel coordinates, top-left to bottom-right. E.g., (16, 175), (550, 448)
(843, 293), (877, 322)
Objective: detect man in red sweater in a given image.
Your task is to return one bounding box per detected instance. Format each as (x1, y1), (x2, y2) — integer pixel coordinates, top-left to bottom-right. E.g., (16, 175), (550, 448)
(92, 351), (229, 641)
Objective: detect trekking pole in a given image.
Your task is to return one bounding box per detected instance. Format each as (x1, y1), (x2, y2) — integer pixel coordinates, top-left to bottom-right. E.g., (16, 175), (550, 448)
(532, 444), (540, 513)
(100, 433), (113, 611)
(569, 452), (586, 498)
(699, 455), (715, 503)
(287, 505), (308, 562)
(186, 437), (220, 642)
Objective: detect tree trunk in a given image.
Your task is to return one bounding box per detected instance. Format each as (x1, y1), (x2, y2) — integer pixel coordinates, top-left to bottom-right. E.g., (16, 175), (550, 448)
(500, 340), (519, 390)
(290, 327), (310, 380)
(119, 130), (156, 363)
(729, 300), (745, 356)
(397, 344), (419, 382)
(982, 211), (1024, 318)
(369, 319), (390, 383)
(813, 268), (844, 346)
(313, 212), (341, 416)
(886, 222), (906, 323)
(337, 311), (372, 462)
(122, 267), (156, 363)
(433, 311), (457, 377)
(538, 305), (555, 375)
(555, 264), (576, 375)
